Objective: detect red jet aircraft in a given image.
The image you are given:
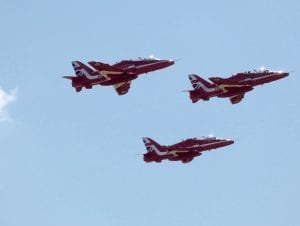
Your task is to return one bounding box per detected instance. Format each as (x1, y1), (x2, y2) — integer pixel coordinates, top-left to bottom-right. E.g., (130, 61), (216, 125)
(63, 56), (174, 95)
(142, 136), (234, 163)
(187, 68), (289, 104)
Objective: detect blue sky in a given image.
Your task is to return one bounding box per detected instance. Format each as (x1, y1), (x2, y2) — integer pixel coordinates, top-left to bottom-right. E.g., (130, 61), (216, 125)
(1, 0), (300, 226)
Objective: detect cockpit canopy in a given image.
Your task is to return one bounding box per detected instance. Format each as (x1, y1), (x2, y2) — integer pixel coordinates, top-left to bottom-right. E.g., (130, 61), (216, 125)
(193, 135), (217, 140)
(115, 56), (161, 64)
(233, 68), (272, 76)
(253, 67), (270, 73)
(240, 68), (270, 74)
(138, 55), (161, 61)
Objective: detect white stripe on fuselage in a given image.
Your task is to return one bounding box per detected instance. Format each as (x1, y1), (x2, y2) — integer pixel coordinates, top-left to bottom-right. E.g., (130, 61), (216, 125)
(218, 84), (250, 92)
(168, 149), (190, 157)
(244, 73), (276, 81)
(197, 141), (226, 147)
(126, 61), (167, 70)
(81, 70), (122, 80)
(100, 70), (123, 79)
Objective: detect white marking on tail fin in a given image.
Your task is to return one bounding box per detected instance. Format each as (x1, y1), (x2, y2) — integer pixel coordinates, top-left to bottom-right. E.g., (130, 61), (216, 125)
(142, 138), (166, 156)
(188, 74), (218, 92)
(72, 61), (101, 80)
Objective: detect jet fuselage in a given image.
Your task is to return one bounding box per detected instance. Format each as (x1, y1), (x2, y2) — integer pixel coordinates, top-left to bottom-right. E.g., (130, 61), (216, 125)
(188, 69), (288, 104)
(143, 137), (234, 163)
(64, 57), (174, 94)
(210, 70), (289, 87)
(113, 59), (174, 75)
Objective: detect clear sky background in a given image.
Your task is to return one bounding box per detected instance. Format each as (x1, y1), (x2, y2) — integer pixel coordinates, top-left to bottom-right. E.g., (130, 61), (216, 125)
(1, 0), (300, 226)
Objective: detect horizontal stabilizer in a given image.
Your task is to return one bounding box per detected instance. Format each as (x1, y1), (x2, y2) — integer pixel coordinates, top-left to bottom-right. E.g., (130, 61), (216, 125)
(62, 76), (76, 80)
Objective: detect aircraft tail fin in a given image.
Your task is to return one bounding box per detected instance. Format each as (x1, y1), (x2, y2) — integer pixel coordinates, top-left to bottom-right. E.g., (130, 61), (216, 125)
(72, 61), (99, 78)
(188, 74), (216, 91)
(142, 137), (164, 153)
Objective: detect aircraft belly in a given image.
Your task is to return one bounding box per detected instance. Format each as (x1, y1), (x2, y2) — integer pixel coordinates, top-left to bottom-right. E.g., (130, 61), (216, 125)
(168, 150), (199, 158)
(218, 87), (253, 97)
(192, 90), (221, 99)
(144, 152), (168, 163)
(100, 75), (137, 86)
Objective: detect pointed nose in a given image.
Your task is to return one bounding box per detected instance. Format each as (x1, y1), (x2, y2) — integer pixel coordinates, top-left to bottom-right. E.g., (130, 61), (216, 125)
(224, 139), (234, 146)
(167, 59), (175, 66)
(159, 59), (175, 68)
(227, 139), (234, 145)
(275, 72), (289, 80)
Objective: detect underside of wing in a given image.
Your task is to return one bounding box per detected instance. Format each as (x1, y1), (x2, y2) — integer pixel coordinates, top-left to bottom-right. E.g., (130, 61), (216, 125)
(63, 76), (76, 80)
(229, 93), (245, 104)
(113, 82), (131, 95)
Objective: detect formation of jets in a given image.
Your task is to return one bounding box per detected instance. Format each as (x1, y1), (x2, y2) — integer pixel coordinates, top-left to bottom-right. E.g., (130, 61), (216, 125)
(63, 56), (288, 163)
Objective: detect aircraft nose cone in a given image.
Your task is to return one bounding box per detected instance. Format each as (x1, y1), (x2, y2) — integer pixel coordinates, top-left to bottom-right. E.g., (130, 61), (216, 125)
(225, 139), (234, 145)
(275, 72), (289, 80)
(160, 59), (175, 68)
(167, 59), (175, 65)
